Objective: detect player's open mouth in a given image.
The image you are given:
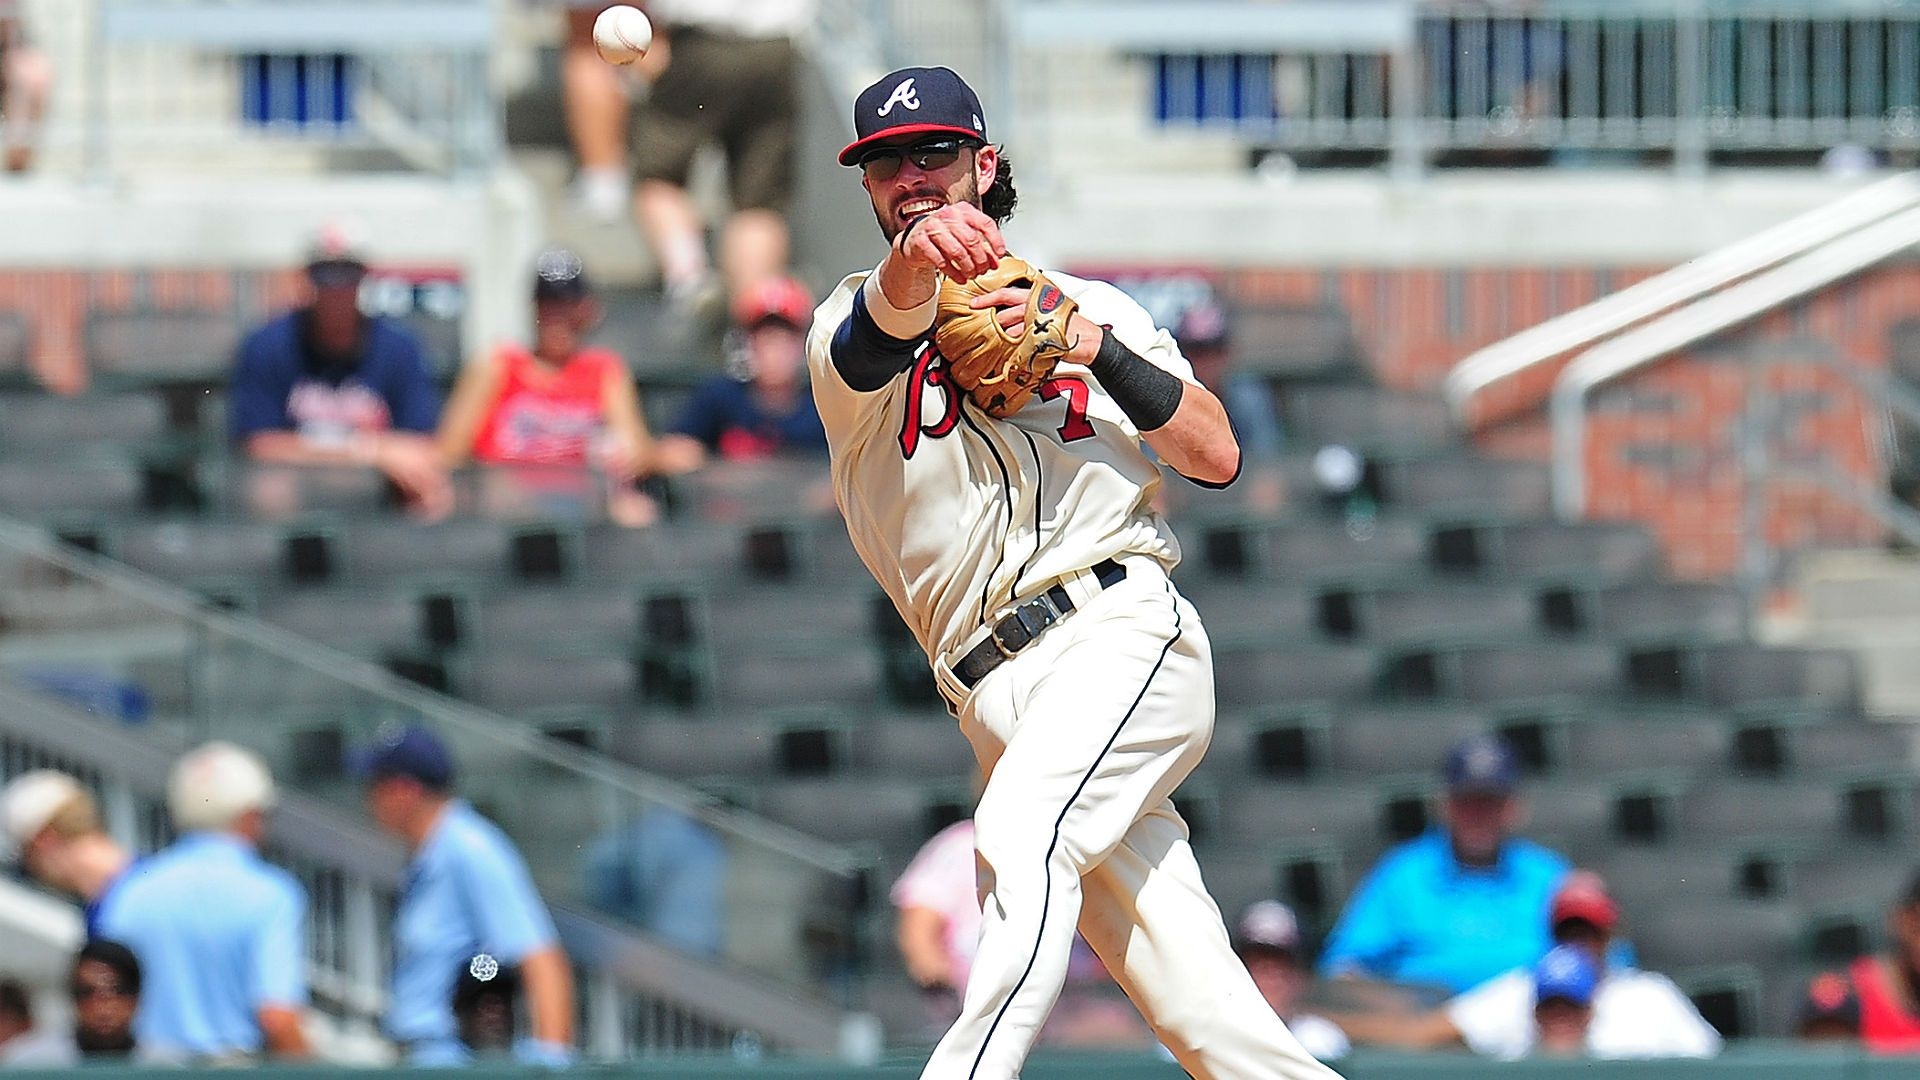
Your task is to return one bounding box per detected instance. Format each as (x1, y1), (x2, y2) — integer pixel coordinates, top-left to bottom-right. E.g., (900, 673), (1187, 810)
(898, 198), (944, 222)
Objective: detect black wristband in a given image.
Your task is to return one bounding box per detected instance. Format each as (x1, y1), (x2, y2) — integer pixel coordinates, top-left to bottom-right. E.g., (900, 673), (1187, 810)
(1088, 328), (1184, 432)
(894, 214), (927, 256)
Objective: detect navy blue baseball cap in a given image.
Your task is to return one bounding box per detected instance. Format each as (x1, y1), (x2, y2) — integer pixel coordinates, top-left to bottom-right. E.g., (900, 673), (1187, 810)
(1443, 733), (1520, 795)
(839, 66), (989, 166)
(1533, 945), (1599, 1007)
(348, 723), (455, 789)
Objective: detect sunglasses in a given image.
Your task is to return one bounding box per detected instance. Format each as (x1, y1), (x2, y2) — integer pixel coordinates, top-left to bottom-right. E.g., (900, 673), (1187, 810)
(857, 138), (981, 181)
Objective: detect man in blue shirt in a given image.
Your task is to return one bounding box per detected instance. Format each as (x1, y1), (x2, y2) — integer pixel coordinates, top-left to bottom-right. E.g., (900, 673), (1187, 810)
(1, 770), (134, 937)
(94, 743), (311, 1062)
(653, 276), (828, 472)
(1319, 734), (1570, 995)
(352, 724), (576, 1067)
(229, 224), (451, 516)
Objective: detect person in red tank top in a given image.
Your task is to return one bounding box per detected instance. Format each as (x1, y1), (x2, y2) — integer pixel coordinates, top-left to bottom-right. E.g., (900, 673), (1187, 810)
(1799, 873), (1920, 1051)
(439, 250), (657, 525)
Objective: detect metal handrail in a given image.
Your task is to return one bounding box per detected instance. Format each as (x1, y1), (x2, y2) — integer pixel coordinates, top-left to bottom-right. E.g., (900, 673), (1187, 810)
(1549, 205), (1920, 517)
(1447, 171), (1920, 425)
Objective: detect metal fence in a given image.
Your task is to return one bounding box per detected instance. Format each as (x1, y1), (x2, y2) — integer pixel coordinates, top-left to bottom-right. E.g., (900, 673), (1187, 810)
(29, 0), (500, 176)
(965, 1), (1920, 179)
(0, 516), (869, 1059)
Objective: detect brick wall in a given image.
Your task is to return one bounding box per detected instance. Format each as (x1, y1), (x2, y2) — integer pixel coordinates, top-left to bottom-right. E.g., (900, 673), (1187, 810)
(1211, 263), (1920, 580)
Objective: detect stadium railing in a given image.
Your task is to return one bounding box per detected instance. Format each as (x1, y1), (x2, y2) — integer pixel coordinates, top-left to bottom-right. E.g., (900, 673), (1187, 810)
(0, 514), (878, 1061)
(887, 0), (1920, 180)
(38, 0), (500, 177)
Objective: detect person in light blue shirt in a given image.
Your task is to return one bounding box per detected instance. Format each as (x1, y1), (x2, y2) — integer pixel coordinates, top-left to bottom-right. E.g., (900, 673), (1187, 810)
(93, 742), (311, 1062)
(582, 807), (727, 956)
(352, 724), (576, 1067)
(1319, 734), (1571, 995)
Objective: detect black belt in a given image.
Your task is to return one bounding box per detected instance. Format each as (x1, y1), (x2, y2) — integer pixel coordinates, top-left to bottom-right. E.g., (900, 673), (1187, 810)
(952, 559), (1127, 689)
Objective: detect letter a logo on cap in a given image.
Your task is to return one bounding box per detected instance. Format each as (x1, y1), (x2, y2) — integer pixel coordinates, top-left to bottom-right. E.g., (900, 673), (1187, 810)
(879, 77), (921, 117)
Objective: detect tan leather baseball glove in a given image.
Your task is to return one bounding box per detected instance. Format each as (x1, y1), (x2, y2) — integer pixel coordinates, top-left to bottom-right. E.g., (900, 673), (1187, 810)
(933, 257), (1080, 418)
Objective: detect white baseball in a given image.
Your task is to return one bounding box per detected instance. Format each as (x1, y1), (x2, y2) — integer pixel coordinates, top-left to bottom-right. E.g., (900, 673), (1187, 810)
(593, 5), (652, 66)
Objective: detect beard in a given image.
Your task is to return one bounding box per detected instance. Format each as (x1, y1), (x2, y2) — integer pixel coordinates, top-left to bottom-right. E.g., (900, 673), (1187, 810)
(76, 1026), (136, 1057)
(874, 171), (981, 243)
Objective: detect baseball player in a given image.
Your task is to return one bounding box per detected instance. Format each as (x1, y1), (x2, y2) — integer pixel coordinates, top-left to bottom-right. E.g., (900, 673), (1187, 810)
(807, 65), (1344, 1080)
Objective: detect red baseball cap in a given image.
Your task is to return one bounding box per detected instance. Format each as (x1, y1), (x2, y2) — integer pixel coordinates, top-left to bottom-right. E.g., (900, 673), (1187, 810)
(734, 276), (814, 330)
(1550, 870), (1620, 932)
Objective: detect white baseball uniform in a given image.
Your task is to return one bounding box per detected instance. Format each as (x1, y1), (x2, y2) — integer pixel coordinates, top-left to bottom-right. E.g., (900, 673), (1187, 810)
(809, 263), (1344, 1080)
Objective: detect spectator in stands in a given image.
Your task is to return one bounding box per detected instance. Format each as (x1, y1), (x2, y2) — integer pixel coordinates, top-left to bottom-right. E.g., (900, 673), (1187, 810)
(230, 225), (450, 518)
(452, 959), (519, 1058)
(1233, 901), (1349, 1062)
(436, 248), (658, 526)
(891, 815), (1151, 1048)
(1798, 971), (1861, 1042)
(581, 807), (726, 956)
(1793, 871), (1920, 1051)
(653, 276), (827, 473)
(95, 742), (311, 1062)
(1527, 946), (1599, 1058)
(66, 939), (146, 1062)
(1330, 870), (1720, 1060)
(628, 0), (811, 323)
(350, 724), (576, 1067)
(557, 3), (643, 222)
(1177, 299), (1283, 461)
(0, 979), (55, 1065)
(0, 0), (51, 174)
(1, 770), (135, 935)
(1319, 733), (1569, 994)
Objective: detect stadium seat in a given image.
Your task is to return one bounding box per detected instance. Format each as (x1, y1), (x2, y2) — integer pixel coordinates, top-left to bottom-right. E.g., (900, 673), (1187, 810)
(613, 718), (780, 779)
(0, 394), (171, 455)
(337, 520), (514, 586)
(1561, 717), (1728, 776)
(208, 463), (393, 518)
(1779, 853), (1913, 910)
(1677, 780), (1850, 844)
(1265, 519), (1428, 583)
(1520, 781), (1635, 859)
(577, 521), (746, 581)
(473, 590), (640, 654)
(466, 653), (636, 716)
(1179, 580), (1316, 641)
(113, 520), (287, 588)
(257, 592), (426, 655)
(1375, 458), (1552, 518)
(1212, 783), (1389, 851)
(848, 714), (978, 778)
(1212, 643), (1375, 707)
(1324, 707), (1488, 776)
(708, 648), (883, 711)
(1595, 846), (1746, 911)
(1278, 385), (1454, 453)
(1635, 902), (1802, 970)
(1325, 582), (1537, 644)
(1484, 522), (1663, 580)
(0, 460), (146, 518)
(1584, 582), (1748, 641)
(0, 313), (28, 386)
(701, 587), (873, 652)
(1410, 642), (1619, 703)
(755, 779), (940, 850)
(84, 310), (240, 385)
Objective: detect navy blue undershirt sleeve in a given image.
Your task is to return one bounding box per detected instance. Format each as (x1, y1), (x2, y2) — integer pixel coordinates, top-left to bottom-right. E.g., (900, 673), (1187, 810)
(829, 285), (923, 393)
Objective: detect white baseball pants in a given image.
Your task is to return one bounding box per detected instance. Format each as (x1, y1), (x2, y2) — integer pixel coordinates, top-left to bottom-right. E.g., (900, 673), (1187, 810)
(927, 557), (1345, 1080)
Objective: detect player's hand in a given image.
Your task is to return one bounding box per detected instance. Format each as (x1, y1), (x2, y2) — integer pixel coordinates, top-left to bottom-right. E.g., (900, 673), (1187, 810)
(970, 287), (1103, 364)
(896, 203), (1007, 283)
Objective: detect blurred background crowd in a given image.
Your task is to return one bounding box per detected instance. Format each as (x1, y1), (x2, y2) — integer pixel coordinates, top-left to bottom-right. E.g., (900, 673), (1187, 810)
(5, 0), (1920, 1072)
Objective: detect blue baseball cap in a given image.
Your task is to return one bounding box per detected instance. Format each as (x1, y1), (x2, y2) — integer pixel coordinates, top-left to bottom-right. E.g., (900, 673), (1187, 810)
(1533, 945), (1599, 1007)
(1443, 733), (1520, 795)
(348, 723), (455, 789)
(840, 67), (989, 166)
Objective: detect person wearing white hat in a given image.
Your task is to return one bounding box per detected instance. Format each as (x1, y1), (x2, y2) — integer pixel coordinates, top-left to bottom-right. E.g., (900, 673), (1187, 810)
(2, 770), (133, 934)
(1235, 902), (1350, 1063)
(92, 743), (311, 1063)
